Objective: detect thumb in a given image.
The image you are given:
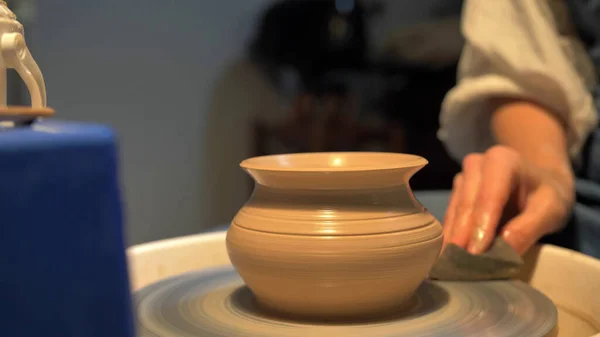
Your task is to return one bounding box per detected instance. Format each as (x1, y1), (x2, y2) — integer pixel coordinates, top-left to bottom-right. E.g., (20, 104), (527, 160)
(500, 190), (564, 255)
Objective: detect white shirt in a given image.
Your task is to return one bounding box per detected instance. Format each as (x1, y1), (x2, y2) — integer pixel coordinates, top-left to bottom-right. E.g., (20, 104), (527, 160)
(438, 0), (599, 163)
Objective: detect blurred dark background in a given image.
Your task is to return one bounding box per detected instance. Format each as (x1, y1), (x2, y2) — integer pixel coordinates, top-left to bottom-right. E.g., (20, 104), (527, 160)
(20, 0), (464, 244)
(218, 0), (464, 213)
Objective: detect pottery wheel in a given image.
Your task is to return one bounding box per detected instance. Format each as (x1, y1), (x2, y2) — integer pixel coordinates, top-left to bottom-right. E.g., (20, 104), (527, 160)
(134, 266), (557, 337)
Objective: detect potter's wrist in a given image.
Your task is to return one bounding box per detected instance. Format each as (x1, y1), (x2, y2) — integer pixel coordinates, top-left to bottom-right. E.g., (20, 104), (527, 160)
(490, 97), (572, 169)
(536, 161), (576, 209)
(489, 97), (575, 204)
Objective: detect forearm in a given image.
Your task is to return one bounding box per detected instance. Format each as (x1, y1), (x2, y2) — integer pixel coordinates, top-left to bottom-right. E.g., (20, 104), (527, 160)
(490, 99), (573, 174)
(490, 98), (575, 203)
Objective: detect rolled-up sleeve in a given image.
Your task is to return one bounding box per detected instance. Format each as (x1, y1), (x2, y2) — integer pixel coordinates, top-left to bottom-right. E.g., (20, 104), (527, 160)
(438, 0), (598, 162)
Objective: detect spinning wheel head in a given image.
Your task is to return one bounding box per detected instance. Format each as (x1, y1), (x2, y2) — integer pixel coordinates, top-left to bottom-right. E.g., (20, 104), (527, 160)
(135, 266), (558, 337)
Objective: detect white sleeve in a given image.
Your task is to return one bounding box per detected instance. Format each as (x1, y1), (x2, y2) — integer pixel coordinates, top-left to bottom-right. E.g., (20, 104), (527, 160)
(438, 0), (598, 162)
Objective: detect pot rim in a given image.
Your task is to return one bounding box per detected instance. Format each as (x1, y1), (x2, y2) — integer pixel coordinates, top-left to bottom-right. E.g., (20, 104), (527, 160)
(240, 152), (428, 173)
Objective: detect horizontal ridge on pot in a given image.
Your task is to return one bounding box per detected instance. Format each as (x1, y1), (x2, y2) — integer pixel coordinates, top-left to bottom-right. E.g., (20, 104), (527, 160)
(234, 209), (441, 238)
(234, 178), (439, 238)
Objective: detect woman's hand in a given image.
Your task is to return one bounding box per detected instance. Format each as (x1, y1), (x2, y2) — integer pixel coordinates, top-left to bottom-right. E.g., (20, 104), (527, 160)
(442, 145), (575, 255)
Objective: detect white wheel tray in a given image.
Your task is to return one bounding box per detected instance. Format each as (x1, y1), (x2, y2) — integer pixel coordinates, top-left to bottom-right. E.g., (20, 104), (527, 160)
(127, 231), (600, 337)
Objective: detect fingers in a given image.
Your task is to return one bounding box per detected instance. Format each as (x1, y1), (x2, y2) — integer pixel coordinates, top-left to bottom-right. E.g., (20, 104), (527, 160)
(467, 147), (521, 254)
(445, 154), (483, 248)
(501, 186), (567, 255)
(442, 173), (463, 249)
(444, 146), (570, 256)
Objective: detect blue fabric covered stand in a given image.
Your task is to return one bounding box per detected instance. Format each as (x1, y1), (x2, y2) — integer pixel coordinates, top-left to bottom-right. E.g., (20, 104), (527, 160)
(0, 120), (134, 337)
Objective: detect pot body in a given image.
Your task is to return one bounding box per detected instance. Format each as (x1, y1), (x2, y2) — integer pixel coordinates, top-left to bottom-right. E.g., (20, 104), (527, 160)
(226, 153), (443, 319)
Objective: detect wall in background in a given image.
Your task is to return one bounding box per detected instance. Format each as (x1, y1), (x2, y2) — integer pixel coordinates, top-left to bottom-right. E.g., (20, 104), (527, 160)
(367, 0), (461, 52)
(25, 0), (462, 246)
(29, 0), (272, 245)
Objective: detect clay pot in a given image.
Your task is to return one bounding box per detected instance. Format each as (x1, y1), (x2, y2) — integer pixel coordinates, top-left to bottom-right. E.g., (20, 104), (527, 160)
(226, 152), (443, 319)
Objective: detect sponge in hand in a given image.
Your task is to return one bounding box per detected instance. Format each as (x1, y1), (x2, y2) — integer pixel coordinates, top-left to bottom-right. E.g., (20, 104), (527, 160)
(429, 238), (524, 281)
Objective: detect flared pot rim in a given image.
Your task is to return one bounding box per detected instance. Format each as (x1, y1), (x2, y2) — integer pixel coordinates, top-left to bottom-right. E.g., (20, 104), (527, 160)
(240, 152), (428, 173)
